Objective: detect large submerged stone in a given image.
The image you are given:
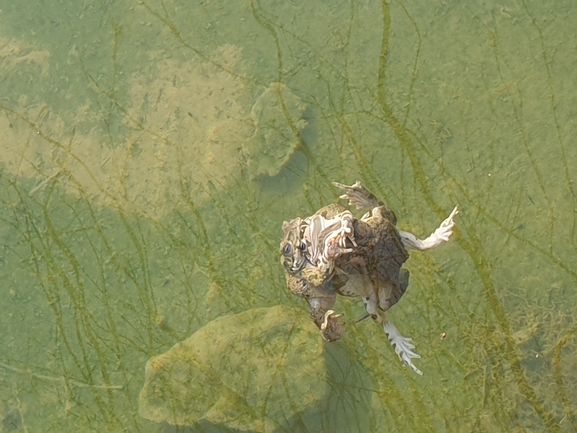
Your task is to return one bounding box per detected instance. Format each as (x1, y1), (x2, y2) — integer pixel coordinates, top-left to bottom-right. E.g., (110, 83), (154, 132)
(138, 306), (352, 431)
(242, 82), (307, 179)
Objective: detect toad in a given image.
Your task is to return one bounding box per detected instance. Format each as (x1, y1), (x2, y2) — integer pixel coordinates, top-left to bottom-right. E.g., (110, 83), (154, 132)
(280, 181), (458, 375)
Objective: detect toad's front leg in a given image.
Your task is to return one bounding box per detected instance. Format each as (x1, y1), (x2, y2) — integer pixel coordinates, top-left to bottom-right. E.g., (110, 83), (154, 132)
(307, 295), (344, 342)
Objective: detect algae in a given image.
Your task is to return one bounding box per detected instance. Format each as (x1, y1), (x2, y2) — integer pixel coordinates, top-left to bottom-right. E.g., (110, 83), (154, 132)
(0, 0), (575, 432)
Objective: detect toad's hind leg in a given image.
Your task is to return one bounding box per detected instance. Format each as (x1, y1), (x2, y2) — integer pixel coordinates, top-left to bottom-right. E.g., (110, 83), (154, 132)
(399, 206), (459, 251)
(362, 291), (422, 375)
(383, 320), (422, 375)
(332, 181), (382, 210)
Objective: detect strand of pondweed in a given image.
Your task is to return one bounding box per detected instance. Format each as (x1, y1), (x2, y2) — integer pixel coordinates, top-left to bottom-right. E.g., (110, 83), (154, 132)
(521, 0), (577, 249)
(250, 0), (331, 186)
(406, 81), (577, 429)
(7, 179), (115, 423)
(376, 2), (560, 430)
(334, 108), (400, 206)
(394, 1), (422, 127)
(138, 0), (247, 84)
(486, 27), (559, 259)
(0, 361), (122, 390)
(0, 103), (126, 211)
(41, 183), (120, 422)
(552, 325), (577, 430)
(45, 147), (161, 354)
(368, 345), (436, 431)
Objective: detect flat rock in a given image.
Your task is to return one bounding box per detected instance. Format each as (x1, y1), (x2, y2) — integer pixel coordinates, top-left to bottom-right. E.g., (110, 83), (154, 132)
(242, 82), (307, 179)
(139, 306), (339, 431)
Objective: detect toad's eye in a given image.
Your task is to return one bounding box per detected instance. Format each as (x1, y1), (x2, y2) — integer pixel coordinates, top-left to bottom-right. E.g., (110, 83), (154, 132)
(282, 243), (293, 256)
(298, 242), (307, 251)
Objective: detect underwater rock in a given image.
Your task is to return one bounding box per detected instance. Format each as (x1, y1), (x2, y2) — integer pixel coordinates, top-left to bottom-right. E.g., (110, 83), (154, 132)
(139, 306), (344, 431)
(242, 82), (307, 179)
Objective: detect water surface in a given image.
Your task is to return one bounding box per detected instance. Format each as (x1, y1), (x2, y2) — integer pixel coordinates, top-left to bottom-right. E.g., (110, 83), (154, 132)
(0, 0), (576, 431)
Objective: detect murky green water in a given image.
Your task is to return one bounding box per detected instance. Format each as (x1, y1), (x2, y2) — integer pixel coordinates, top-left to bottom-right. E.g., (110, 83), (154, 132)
(1, 0), (576, 431)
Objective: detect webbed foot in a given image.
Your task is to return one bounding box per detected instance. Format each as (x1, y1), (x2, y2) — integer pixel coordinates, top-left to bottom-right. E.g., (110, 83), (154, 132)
(320, 310), (345, 342)
(399, 205), (459, 251)
(383, 321), (423, 375)
(332, 181), (381, 210)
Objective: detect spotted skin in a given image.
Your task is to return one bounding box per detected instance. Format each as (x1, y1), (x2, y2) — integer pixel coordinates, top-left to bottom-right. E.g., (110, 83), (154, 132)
(280, 181), (458, 373)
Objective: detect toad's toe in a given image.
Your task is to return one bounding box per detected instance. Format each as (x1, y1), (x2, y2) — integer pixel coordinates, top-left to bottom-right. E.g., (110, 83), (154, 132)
(383, 321), (423, 375)
(320, 310), (345, 342)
